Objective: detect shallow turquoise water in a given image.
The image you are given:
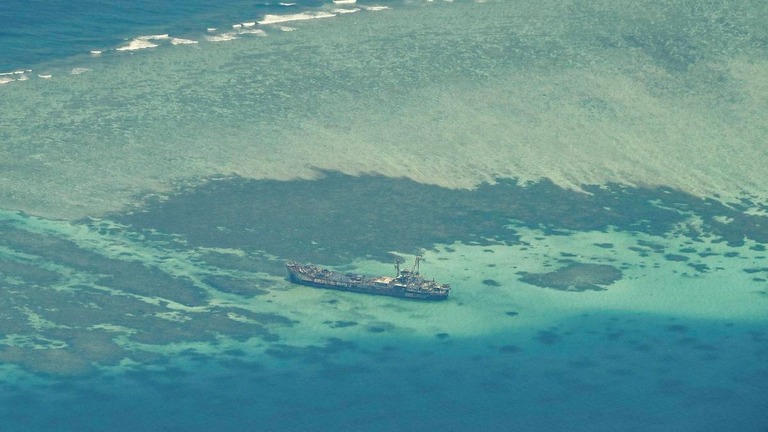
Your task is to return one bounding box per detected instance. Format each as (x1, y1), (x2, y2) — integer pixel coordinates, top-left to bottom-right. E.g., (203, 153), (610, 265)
(1, 1), (767, 430)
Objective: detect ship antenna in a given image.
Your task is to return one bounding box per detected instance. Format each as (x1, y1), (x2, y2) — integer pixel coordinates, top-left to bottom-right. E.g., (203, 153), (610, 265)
(395, 258), (401, 277)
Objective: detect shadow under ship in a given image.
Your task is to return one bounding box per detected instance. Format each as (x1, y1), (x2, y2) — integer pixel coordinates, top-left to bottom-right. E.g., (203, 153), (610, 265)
(286, 257), (450, 300)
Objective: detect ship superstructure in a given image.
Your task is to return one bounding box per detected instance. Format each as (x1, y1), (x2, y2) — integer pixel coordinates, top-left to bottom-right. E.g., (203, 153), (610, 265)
(286, 257), (450, 300)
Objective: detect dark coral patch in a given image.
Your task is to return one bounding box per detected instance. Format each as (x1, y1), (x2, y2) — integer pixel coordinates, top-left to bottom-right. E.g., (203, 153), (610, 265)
(113, 172), (768, 268)
(535, 330), (561, 345)
(637, 240), (665, 253)
(743, 267), (768, 274)
(519, 263), (622, 292)
(664, 254), (689, 262)
(498, 345), (522, 354)
(326, 320), (358, 328)
(482, 279), (501, 287)
(687, 263), (710, 273)
(594, 243), (614, 249)
(0, 228), (209, 307)
(665, 324), (689, 333)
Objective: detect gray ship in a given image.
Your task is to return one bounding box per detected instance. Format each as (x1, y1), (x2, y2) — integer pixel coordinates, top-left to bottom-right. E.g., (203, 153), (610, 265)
(286, 257), (450, 300)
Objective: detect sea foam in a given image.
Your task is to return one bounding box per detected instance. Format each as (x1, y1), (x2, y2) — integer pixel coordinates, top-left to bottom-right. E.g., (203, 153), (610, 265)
(333, 8), (361, 14)
(116, 34), (171, 51)
(141, 34), (170, 40)
(117, 39), (159, 51)
(205, 33), (239, 42)
(0, 70), (29, 76)
(258, 11), (336, 25)
(171, 38), (198, 45)
(238, 29), (268, 36)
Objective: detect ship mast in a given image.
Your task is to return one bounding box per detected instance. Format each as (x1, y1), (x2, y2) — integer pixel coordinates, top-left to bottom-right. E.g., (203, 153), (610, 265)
(412, 255), (422, 275)
(394, 258), (401, 277)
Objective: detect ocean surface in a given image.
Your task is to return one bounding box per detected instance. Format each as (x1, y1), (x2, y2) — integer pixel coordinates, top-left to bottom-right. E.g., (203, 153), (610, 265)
(2, 0), (768, 430)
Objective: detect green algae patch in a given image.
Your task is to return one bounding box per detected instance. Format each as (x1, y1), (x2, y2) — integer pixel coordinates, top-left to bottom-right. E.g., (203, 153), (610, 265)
(520, 263), (623, 292)
(0, 228), (209, 307)
(0, 257), (62, 287)
(0, 346), (96, 377)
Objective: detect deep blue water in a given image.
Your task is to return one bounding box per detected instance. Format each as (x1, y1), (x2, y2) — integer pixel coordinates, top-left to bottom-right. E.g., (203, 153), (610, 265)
(3, 315), (767, 432)
(0, 0), (327, 71)
(2, 1), (768, 431)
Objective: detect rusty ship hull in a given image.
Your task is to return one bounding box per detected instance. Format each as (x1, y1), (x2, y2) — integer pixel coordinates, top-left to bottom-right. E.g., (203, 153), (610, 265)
(286, 261), (450, 300)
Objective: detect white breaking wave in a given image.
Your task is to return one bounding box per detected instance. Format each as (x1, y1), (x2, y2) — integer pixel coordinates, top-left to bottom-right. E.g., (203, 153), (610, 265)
(70, 68), (90, 75)
(171, 38), (198, 45)
(138, 34), (170, 40)
(362, 5), (390, 11)
(333, 8), (361, 14)
(116, 34), (171, 51)
(238, 28), (268, 36)
(38, 74), (52, 79)
(205, 33), (239, 42)
(0, 70), (29, 76)
(206, 25), (267, 42)
(0, 70), (40, 83)
(117, 39), (159, 51)
(333, 0), (357, 4)
(90, 50), (102, 56)
(258, 11), (336, 25)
